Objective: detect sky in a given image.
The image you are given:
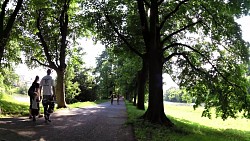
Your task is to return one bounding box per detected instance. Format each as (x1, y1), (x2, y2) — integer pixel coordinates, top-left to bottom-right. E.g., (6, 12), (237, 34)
(15, 16), (250, 90)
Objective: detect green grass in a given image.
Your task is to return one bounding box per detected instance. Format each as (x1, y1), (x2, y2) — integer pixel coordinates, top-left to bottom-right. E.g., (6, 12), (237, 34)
(125, 102), (250, 141)
(0, 94), (30, 117)
(68, 99), (109, 108)
(0, 94), (108, 117)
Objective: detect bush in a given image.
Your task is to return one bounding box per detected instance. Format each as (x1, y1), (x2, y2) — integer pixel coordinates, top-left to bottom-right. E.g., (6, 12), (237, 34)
(17, 86), (28, 95)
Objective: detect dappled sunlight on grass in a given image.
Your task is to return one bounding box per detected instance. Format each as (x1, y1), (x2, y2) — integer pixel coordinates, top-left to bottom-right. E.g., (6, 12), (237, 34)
(0, 94), (29, 117)
(125, 101), (250, 141)
(68, 101), (98, 108)
(68, 99), (109, 108)
(0, 94), (108, 117)
(164, 104), (250, 132)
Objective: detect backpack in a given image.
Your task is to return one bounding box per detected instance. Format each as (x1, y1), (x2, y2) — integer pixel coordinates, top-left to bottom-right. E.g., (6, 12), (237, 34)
(28, 83), (36, 96)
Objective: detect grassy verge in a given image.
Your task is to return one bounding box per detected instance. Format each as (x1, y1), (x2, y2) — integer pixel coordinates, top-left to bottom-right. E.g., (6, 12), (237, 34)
(68, 99), (109, 108)
(0, 94), (29, 117)
(125, 102), (250, 141)
(0, 94), (108, 117)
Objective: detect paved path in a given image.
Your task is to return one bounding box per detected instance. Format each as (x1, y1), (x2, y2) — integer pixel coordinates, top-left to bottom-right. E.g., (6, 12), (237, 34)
(0, 99), (135, 141)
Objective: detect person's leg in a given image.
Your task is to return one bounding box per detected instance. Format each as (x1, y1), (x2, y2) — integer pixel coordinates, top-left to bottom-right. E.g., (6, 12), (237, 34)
(29, 97), (32, 119)
(42, 100), (49, 120)
(32, 109), (37, 121)
(111, 97), (113, 105)
(37, 102), (43, 118)
(29, 109), (32, 119)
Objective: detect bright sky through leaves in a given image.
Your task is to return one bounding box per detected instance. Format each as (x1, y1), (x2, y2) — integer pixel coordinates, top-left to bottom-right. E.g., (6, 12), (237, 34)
(15, 16), (250, 88)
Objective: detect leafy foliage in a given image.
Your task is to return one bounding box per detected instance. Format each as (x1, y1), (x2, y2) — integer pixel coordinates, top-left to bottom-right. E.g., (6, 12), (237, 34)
(164, 87), (194, 103)
(83, 0), (250, 122)
(0, 67), (19, 96)
(0, 0), (23, 66)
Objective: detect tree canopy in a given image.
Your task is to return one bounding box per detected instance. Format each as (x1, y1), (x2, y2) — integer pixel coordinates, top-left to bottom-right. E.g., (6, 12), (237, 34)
(82, 0), (250, 125)
(0, 0), (250, 126)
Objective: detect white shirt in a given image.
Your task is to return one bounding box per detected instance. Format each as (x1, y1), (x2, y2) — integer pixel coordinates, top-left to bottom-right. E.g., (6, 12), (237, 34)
(40, 75), (55, 95)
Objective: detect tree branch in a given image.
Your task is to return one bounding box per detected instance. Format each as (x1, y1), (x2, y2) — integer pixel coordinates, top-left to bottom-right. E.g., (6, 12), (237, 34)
(36, 10), (57, 69)
(105, 14), (143, 58)
(159, 0), (189, 30)
(31, 57), (50, 68)
(157, 0), (164, 5)
(143, 0), (151, 8)
(181, 53), (206, 73)
(59, 0), (69, 69)
(3, 0), (23, 38)
(173, 43), (245, 91)
(0, 0), (9, 34)
(164, 52), (184, 63)
(161, 19), (202, 44)
(163, 42), (181, 52)
(55, 38), (59, 67)
(137, 0), (150, 51)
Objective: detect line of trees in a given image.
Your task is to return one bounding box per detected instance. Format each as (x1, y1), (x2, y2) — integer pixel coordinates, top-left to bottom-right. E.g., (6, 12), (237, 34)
(1, 0), (250, 127)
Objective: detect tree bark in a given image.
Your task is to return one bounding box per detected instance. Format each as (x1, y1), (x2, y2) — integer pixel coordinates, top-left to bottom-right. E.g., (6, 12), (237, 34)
(137, 57), (148, 110)
(141, 0), (173, 126)
(0, 0), (23, 63)
(55, 69), (67, 108)
(142, 54), (173, 126)
(133, 88), (137, 106)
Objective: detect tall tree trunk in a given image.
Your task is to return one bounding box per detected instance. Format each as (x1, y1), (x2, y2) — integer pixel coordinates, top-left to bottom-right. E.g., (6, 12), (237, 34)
(142, 1), (173, 126)
(137, 57), (148, 110)
(55, 69), (67, 108)
(142, 54), (173, 126)
(133, 88), (137, 106)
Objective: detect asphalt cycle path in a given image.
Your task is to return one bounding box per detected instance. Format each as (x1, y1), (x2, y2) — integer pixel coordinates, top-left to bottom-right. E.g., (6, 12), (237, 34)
(0, 99), (135, 141)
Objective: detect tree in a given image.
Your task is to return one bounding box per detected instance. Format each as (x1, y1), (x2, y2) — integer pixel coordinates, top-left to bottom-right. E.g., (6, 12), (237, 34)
(86, 0), (250, 126)
(139, 0), (250, 125)
(84, 0), (148, 110)
(0, 0), (23, 65)
(20, 0), (85, 108)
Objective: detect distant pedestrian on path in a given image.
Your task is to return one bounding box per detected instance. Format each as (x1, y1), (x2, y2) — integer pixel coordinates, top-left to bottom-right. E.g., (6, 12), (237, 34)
(110, 91), (114, 105)
(40, 69), (55, 122)
(117, 94), (120, 105)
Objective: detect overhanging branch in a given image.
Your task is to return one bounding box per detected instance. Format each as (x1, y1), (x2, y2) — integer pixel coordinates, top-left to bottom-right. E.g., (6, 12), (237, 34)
(137, 0), (150, 51)
(36, 10), (57, 69)
(0, 0), (9, 34)
(174, 43), (245, 91)
(159, 0), (189, 30)
(164, 52), (184, 63)
(3, 0), (23, 37)
(161, 20), (202, 44)
(105, 14), (143, 58)
(181, 53), (206, 73)
(31, 57), (50, 68)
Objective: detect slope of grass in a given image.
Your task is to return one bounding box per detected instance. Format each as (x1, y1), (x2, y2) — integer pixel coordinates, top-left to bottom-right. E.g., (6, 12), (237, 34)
(125, 102), (250, 141)
(0, 94), (29, 117)
(0, 94), (108, 117)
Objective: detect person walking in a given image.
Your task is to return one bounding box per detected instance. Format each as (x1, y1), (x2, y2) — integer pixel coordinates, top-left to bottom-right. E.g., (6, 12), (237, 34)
(40, 69), (55, 122)
(28, 76), (41, 121)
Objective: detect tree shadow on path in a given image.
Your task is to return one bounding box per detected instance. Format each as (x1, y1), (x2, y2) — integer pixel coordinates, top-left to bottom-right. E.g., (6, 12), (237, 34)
(0, 100), (135, 141)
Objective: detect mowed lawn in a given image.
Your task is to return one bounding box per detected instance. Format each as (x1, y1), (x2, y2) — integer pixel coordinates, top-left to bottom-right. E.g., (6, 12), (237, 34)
(126, 102), (250, 141)
(165, 103), (250, 141)
(165, 103), (250, 131)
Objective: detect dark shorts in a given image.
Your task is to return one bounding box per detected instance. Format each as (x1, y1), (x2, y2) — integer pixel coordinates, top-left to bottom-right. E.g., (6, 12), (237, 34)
(31, 109), (39, 116)
(42, 95), (55, 114)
